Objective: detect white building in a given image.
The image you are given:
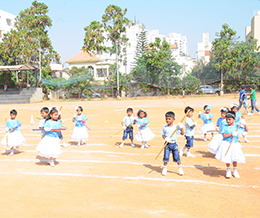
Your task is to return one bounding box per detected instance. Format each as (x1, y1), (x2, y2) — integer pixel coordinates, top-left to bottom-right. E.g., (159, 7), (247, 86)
(0, 9), (16, 42)
(197, 33), (212, 63)
(66, 24), (191, 80)
(245, 11), (260, 49)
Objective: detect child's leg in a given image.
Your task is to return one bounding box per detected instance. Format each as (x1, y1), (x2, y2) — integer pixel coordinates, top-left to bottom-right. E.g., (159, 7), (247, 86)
(141, 141), (145, 149)
(49, 157), (55, 167)
(232, 161), (240, 178)
(162, 146), (170, 176)
(144, 141), (149, 148)
(120, 130), (127, 148)
(174, 145), (184, 175)
(129, 129), (135, 147)
(9, 147), (14, 156)
(226, 163), (232, 178)
(204, 133), (207, 141)
(186, 136), (195, 157)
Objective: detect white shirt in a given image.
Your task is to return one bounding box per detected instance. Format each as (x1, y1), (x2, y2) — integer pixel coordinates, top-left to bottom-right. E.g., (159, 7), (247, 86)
(122, 116), (135, 127)
(161, 124), (181, 143)
(185, 117), (195, 136)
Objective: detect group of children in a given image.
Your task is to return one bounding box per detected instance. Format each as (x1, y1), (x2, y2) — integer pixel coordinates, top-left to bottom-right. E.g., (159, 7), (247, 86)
(1, 103), (250, 177)
(120, 104), (249, 178)
(1, 106), (89, 167)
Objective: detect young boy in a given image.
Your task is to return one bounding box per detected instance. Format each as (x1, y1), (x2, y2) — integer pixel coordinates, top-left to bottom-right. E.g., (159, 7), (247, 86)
(180, 106), (196, 158)
(119, 108), (135, 148)
(161, 111), (184, 176)
(39, 107), (49, 137)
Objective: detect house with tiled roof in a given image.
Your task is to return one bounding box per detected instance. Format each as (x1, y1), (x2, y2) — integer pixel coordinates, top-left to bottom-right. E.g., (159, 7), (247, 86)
(66, 50), (112, 80)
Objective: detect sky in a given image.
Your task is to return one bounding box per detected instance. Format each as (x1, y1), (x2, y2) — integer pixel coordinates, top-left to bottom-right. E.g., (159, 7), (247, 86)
(1, 0), (260, 64)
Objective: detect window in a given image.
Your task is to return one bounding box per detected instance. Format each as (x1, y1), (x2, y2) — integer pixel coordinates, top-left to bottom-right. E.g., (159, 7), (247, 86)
(96, 68), (107, 78)
(6, 19), (12, 26)
(87, 66), (94, 76)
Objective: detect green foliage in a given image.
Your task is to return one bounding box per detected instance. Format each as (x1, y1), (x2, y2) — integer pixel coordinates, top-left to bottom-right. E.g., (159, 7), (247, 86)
(65, 67), (94, 99)
(0, 1), (60, 89)
(182, 72), (201, 94)
(102, 5), (132, 47)
(132, 37), (182, 89)
(83, 21), (106, 55)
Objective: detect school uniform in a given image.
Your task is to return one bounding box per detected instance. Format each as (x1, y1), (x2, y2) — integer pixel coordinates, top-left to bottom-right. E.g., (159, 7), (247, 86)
(161, 124), (181, 163)
(184, 117), (195, 148)
(200, 113), (215, 134)
(208, 118), (227, 154)
(36, 120), (62, 158)
(39, 118), (46, 138)
(71, 114), (88, 141)
(1, 118), (25, 149)
(122, 115), (135, 140)
(215, 124), (246, 164)
(135, 117), (155, 142)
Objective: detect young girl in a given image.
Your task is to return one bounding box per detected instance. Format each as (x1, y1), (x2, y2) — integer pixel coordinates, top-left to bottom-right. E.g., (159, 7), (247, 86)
(55, 106), (68, 147)
(208, 107), (228, 154)
(135, 109), (155, 149)
(39, 107), (49, 138)
(198, 105), (215, 141)
(36, 107), (63, 167)
(1, 109), (25, 156)
(72, 106), (88, 146)
(215, 111), (247, 178)
(231, 104), (249, 143)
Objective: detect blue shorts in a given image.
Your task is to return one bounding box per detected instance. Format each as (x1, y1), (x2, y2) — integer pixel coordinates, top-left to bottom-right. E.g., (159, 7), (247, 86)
(58, 131), (63, 139)
(123, 127), (133, 140)
(185, 136), (194, 148)
(163, 142), (181, 163)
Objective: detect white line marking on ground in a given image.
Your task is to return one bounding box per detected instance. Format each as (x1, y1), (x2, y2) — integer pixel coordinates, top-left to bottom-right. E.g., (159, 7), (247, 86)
(0, 171), (257, 188)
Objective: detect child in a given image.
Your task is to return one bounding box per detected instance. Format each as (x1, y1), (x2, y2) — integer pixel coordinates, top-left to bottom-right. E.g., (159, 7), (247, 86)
(215, 111), (247, 178)
(135, 109), (155, 149)
(1, 109), (25, 156)
(208, 107), (228, 154)
(36, 107), (63, 167)
(55, 106), (68, 147)
(161, 111), (184, 176)
(180, 106), (197, 158)
(119, 108), (135, 148)
(39, 107), (49, 138)
(231, 104), (249, 143)
(72, 106), (88, 146)
(198, 105), (215, 141)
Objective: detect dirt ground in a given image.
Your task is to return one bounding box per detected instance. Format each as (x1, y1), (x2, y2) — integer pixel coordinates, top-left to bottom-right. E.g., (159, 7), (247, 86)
(0, 95), (259, 218)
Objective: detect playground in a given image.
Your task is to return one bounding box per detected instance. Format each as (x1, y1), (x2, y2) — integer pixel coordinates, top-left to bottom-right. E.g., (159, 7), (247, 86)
(0, 95), (259, 217)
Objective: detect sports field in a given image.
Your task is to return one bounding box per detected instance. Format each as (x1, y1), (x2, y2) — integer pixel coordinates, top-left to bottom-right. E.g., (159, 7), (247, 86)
(0, 95), (259, 217)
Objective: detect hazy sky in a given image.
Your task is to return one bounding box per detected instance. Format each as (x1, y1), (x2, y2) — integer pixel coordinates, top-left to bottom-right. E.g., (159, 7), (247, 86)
(1, 0), (260, 63)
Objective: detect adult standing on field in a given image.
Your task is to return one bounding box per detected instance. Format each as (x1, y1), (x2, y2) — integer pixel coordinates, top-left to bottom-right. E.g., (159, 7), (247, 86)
(238, 86), (249, 114)
(248, 85), (260, 115)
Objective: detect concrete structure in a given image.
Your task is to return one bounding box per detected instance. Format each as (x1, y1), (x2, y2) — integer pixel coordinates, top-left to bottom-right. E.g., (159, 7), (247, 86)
(197, 33), (212, 63)
(0, 9), (16, 42)
(245, 11), (260, 49)
(50, 63), (70, 80)
(146, 29), (188, 57)
(175, 56), (196, 78)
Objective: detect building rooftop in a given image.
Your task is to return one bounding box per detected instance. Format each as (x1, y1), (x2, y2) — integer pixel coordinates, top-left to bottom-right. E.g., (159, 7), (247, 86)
(66, 50), (101, 63)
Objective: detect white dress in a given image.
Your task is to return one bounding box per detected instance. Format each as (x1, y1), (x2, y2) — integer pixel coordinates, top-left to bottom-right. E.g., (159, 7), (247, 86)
(71, 114), (89, 141)
(135, 117), (155, 142)
(36, 120), (62, 158)
(215, 125), (246, 164)
(200, 113), (215, 134)
(1, 118), (25, 149)
(208, 134), (223, 154)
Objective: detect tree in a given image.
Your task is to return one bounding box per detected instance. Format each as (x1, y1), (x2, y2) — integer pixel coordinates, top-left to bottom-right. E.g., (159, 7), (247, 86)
(0, 1), (60, 86)
(65, 67), (94, 99)
(102, 5), (132, 96)
(182, 72), (201, 94)
(132, 37), (181, 95)
(83, 21), (106, 56)
(132, 24), (147, 68)
(211, 23), (237, 95)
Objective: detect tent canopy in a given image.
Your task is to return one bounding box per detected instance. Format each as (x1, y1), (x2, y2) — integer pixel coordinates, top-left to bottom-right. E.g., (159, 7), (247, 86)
(0, 64), (38, 72)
